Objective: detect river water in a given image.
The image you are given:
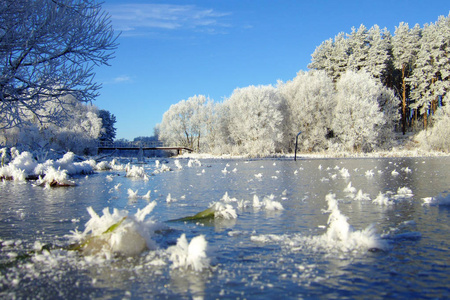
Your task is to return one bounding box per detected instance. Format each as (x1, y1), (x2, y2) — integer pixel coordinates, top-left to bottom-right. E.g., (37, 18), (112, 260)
(0, 156), (449, 299)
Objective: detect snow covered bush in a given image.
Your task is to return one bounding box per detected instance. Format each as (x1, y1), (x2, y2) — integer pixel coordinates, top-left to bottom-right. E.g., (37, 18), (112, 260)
(415, 96), (450, 152)
(331, 71), (399, 152)
(278, 70), (335, 152)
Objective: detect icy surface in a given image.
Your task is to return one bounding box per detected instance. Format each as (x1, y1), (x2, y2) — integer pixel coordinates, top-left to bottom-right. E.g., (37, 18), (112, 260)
(1, 156), (449, 299)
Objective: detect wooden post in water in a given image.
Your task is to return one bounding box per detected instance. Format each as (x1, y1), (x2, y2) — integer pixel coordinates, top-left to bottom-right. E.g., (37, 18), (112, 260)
(294, 131), (302, 161)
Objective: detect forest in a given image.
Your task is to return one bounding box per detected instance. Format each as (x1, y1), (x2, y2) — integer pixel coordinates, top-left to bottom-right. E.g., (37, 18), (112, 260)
(159, 14), (450, 156)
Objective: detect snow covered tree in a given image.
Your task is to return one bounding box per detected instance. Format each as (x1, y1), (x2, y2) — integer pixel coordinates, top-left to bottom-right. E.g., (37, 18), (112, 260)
(0, 95), (103, 154)
(392, 22), (422, 134)
(224, 85), (286, 156)
(347, 25), (370, 73)
(98, 110), (117, 143)
(0, 0), (117, 129)
(159, 95), (214, 152)
(409, 14), (450, 129)
(331, 71), (399, 152)
(347, 25), (392, 83)
(309, 32), (350, 81)
(366, 25), (392, 83)
(278, 70), (335, 152)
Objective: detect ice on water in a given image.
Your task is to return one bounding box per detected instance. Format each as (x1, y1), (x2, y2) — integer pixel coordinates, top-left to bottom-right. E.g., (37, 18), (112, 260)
(252, 193), (388, 254)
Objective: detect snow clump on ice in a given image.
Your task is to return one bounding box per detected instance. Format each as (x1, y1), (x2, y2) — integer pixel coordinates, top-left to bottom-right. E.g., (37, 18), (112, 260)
(125, 164), (149, 180)
(422, 193), (450, 206)
(167, 234), (210, 271)
(69, 202), (161, 258)
(251, 193), (388, 254)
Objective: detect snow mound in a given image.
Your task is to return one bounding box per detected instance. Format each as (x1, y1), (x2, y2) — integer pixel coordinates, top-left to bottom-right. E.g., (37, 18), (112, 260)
(167, 234), (210, 271)
(253, 194), (284, 210)
(372, 187), (414, 205)
(36, 167), (76, 187)
(210, 202), (237, 220)
(187, 159), (201, 167)
(152, 162), (171, 174)
(0, 150), (95, 181)
(126, 165), (149, 180)
(69, 202), (159, 258)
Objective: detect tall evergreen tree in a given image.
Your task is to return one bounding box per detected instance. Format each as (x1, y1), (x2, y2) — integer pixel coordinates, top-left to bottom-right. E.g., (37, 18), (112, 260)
(392, 22), (422, 134)
(98, 110), (117, 143)
(409, 15), (450, 129)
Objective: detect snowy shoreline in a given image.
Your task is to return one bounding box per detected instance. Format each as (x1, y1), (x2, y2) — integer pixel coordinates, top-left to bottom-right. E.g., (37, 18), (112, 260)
(176, 148), (450, 160)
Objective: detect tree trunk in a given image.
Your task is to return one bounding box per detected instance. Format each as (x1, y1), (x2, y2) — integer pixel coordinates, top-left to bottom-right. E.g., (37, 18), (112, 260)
(424, 109), (428, 129)
(401, 64), (407, 135)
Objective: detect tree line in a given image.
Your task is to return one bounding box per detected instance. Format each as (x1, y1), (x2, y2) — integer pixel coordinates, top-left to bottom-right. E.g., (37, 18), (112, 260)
(159, 13), (450, 155)
(309, 15), (450, 133)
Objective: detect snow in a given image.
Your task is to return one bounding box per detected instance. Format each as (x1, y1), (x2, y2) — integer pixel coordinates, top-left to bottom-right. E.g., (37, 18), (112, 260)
(167, 234), (210, 271)
(126, 165), (149, 180)
(422, 193), (450, 206)
(0, 149), (107, 183)
(69, 202), (160, 258)
(251, 193), (389, 253)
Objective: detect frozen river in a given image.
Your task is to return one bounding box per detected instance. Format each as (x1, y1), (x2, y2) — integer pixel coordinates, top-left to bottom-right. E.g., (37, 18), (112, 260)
(1, 156), (449, 299)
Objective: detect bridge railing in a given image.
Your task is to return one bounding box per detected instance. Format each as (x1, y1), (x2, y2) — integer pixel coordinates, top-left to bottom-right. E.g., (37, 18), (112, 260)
(97, 140), (164, 148)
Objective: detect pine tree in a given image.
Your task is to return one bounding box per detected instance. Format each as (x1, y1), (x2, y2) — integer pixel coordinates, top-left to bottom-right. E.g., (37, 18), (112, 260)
(98, 110), (117, 143)
(309, 32), (349, 81)
(409, 15), (450, 129)
(392, 22), (422, 134)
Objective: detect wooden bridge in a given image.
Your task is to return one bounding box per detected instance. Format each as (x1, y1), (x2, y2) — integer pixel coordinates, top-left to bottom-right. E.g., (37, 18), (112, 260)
(97, 141), (193, 156)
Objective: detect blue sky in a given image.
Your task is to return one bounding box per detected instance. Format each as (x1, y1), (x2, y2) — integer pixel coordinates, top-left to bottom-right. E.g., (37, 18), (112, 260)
(94, 0), (450, 140)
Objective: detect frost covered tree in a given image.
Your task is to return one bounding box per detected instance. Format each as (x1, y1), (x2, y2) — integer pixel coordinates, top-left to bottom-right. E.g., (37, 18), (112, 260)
(347, 25), (370, 73)
(331, 71), (399, 152)
(366, 25), (392, 82)
(224, 85), (286, 156)
(208, 102), (233, 155)
(0, 95), (103, 154)
(278, 70), (335, 152)
(0, 0), (117, 129)
(409, 15), (450, 129)
(159, 95), (214, 152)
(347, 25), (391, 82)
(309, 32), (350, 81)
(392, 22), (422, 134)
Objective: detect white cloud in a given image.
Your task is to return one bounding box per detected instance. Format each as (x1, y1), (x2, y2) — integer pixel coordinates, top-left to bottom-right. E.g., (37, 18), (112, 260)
(104, 4), (230, 37)
(113, 75), (132, 83)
